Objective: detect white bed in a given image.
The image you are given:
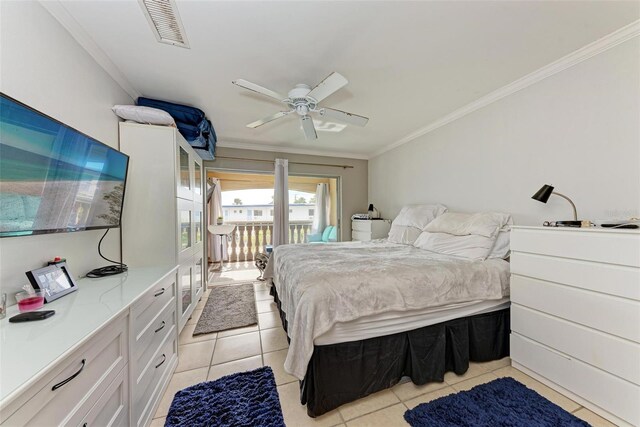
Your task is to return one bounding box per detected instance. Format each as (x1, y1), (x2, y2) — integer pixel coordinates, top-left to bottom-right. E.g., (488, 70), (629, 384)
(266, 239), (510, 380)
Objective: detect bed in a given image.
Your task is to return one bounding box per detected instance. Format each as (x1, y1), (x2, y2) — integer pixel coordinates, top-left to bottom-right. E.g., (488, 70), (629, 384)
(265, 236), (511, 416)
(266, 207), (513, 415)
